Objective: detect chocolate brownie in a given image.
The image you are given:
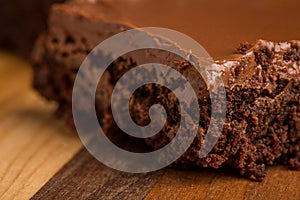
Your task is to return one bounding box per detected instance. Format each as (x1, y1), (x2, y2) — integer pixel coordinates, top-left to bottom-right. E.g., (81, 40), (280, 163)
(32, 0), (300, 180)
(0, 0), (65, 57)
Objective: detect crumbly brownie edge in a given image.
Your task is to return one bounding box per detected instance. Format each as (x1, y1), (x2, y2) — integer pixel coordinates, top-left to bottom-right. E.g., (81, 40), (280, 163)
(31, 3), (300, 181)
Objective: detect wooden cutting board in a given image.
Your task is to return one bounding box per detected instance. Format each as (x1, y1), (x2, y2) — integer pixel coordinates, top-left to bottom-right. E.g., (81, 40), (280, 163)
(0, 52), (299, 200)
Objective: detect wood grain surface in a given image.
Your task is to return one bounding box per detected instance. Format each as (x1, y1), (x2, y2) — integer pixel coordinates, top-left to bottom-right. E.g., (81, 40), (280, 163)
(0, 52), (299, 200)
(31, 148), (165, 200)
(0, 53), (82, 199)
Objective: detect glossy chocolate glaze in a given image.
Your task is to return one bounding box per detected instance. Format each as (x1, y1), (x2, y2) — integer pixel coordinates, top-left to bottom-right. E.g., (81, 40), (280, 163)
(70, 0), (300, 60)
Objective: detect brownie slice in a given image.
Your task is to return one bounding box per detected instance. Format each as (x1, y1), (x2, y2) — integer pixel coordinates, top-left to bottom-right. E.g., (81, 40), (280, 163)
(32, 1), (300, 181)
(0, 0), (65, 57)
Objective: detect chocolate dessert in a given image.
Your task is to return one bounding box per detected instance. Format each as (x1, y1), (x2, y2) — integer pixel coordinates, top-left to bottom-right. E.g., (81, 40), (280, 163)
(32, 0), (300, 180)
(0, 0), (64, 57)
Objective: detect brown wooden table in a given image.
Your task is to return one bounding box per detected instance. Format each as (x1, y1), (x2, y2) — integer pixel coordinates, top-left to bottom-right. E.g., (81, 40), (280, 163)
(0, 52), (299, 200)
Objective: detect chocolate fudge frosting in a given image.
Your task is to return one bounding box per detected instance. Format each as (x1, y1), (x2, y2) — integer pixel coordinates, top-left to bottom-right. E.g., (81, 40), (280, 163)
(31, 0), (300, 180)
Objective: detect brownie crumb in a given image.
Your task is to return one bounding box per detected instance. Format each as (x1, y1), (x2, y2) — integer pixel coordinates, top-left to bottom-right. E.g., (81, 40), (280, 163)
(236, 42), (253, 54)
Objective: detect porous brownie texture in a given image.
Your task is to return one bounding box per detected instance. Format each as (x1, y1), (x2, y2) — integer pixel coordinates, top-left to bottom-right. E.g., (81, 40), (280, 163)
(32, 2), (300, 181)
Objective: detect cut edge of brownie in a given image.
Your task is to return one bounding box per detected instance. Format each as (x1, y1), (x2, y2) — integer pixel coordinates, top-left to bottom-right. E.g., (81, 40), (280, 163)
(31, 2), (300, 181)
